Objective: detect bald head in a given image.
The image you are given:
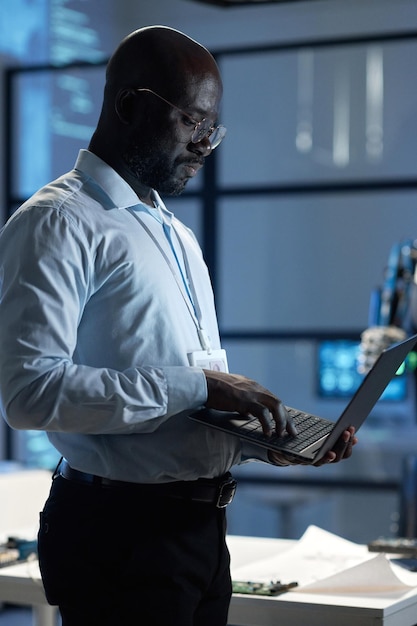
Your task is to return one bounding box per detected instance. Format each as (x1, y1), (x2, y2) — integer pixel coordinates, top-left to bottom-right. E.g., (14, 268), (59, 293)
(104, 26), (221, 103)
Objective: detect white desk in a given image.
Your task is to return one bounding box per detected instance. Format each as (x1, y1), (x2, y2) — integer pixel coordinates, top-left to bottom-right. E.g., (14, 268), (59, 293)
(0, 467), (57, 625)
(227, 535), (417, 626)
(1, 536), (417, 626)
(0, 559), (58, 626)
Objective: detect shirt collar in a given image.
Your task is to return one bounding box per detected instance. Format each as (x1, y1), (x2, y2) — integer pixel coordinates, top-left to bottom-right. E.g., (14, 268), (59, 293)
(142, 192), (174, 227)
(74, 149), (147, 211)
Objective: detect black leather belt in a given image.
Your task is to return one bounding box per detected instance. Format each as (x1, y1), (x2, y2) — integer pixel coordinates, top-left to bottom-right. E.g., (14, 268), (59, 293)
(57, 459), (237, 508)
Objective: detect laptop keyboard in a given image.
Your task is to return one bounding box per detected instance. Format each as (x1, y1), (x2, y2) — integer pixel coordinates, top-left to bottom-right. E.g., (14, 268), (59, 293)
(238, 407), (334, 453)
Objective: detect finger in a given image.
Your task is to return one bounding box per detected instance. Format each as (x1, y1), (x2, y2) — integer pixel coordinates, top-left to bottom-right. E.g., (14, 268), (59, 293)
(342, 426), (356, 443)
(268, 451), (291, 466)
(248, 405), (274, 436)
(271, 403), (298, 437)
(341, 436), (355, 459)
(313, 430), (357, 466)
(268, 450), (302, 466)
(281, 404), (298, 437)
(313, 451), (336, 466)
(249, 402), (293, 438)
(337, 429), (357, 460)
(331, 433), (354, 462)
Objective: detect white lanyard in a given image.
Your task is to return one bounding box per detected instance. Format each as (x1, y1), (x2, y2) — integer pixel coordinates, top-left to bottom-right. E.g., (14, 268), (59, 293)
(128, 208), (212, 353)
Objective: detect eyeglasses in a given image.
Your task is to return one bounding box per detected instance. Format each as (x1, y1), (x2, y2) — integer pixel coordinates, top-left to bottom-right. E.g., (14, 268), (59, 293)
(134, 88), (226, 149)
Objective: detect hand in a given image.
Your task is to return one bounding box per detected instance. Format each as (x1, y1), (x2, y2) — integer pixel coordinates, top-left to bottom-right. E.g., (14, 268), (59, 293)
(268, 426), (357, 467)
(203, 369), (298, 438)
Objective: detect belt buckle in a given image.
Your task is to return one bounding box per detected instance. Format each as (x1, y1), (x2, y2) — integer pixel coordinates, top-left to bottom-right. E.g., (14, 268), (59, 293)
(216, 477), (237, 508)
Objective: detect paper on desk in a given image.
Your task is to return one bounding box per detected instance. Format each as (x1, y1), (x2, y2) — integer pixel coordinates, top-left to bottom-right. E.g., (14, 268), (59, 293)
(295, 552), (416, 596)
(231, 525), (417, 597)
(231, 525), (370, 587)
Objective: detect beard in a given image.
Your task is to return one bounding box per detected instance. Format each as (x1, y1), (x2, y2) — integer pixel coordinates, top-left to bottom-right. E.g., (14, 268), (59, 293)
(123, 140), (189, 197)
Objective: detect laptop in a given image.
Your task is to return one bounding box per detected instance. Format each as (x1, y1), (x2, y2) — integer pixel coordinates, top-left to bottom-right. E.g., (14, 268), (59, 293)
(189, 333), (417, 463)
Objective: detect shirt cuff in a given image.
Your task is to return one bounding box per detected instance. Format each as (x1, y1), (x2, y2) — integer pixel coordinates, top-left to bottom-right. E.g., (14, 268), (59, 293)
(240, 440), (271, 463)
(163, 365), (208, 415)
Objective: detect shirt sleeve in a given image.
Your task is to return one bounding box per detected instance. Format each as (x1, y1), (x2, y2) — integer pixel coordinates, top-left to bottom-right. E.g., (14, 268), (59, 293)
(0, 206), (208, 435)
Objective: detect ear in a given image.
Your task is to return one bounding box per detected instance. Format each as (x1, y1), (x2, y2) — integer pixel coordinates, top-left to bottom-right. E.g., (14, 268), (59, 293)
(115, 89), (135, 125)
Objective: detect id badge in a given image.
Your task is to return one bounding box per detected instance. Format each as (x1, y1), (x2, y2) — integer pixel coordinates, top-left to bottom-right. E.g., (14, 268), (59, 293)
(188, 348), (229, 373)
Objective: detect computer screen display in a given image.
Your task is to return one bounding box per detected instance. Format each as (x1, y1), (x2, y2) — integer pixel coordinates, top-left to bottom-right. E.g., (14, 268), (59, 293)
(317, 339), (408, 401)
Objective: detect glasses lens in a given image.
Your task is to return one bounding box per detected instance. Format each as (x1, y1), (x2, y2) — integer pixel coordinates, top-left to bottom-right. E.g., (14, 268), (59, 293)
(191, 121), (227, 149)
(191, 119), (211, 144)
(209, 125), (227, 149)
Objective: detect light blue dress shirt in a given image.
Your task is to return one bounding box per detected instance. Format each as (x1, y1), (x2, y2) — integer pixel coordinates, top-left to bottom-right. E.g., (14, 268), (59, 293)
(0, 150), (265, 482)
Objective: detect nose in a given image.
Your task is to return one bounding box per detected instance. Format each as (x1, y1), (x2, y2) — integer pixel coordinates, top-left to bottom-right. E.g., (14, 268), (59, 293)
(189, 135), (212, 157)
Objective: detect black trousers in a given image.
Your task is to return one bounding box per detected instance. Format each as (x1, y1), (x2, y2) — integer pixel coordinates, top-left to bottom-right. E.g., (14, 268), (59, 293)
(37, 475), (232, 626)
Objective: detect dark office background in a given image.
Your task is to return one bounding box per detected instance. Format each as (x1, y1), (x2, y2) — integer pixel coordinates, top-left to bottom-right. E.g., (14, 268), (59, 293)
(1, 0), (417, 544)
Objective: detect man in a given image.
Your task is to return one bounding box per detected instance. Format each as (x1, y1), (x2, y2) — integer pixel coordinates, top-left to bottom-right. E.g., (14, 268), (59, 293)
(0, 26), (356, 626)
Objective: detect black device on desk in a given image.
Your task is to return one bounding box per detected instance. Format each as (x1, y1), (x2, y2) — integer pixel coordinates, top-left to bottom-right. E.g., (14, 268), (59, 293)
(232, 580), (298, 596)
(368, 537), (417, 571)
(368, 537), (417, 557)
(0, 538), (37, 568)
